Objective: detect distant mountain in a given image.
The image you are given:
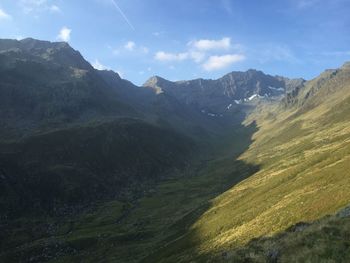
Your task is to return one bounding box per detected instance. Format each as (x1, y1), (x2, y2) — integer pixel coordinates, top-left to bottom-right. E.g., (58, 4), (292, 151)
(143, 70), (304, 115)
(97, 68), (226, 140)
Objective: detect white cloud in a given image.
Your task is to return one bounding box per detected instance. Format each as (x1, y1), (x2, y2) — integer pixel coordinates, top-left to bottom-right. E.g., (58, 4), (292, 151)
(19, 0), (61, 14)
(57, 26), (71, 42)
(20, 0), (46, 13)
(202, 54), (245, 71)
(91, 59), (123, 78)
(154, 37), (245, 68)
(124, 41), (135, 51)
(116, 70), (124, 78)
(0, 8), (12, 20)
(155, 51), (189, 62)
(92, 59), (109, 71)
(189, 51), (206, 63)
(113, 41), (149, 55)
(50, 5), (61, 13)
(189, 37), (231, 51)
(154, 51), (205, 63)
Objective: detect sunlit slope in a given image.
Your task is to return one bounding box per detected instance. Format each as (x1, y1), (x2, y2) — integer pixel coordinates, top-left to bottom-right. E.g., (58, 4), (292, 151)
(154, 63), (350, 261)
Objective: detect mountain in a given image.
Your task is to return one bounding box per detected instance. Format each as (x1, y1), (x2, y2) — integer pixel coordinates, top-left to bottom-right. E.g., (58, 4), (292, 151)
(97, 69), (224, 140)
(143, 70), (304, 115)
(144, 62), (350, 262)
(1, 37), (350, 263)
(0, 38), (138, 140)
(0, 38), (197, 217)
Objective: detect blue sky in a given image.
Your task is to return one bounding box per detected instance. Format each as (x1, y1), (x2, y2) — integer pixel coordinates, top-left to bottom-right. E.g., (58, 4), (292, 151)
(0, 0), (350, 85)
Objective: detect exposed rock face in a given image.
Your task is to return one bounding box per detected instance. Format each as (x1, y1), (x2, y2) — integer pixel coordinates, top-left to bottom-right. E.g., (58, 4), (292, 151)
(144, 69), (305, 114)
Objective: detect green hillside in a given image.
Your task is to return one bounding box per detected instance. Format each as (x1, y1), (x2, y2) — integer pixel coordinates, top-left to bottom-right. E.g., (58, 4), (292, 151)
(145, 63), (350, 262)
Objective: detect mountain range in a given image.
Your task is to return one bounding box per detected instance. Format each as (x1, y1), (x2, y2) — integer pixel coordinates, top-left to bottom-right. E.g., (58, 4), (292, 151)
(0, 38), (350, 263)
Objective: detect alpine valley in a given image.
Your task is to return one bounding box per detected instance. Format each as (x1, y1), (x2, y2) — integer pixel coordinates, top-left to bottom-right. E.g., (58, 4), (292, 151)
(1, 38), (350, 263)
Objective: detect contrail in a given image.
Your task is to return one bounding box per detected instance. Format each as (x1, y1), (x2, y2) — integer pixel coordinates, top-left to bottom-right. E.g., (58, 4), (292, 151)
(110, 0), (135, 31)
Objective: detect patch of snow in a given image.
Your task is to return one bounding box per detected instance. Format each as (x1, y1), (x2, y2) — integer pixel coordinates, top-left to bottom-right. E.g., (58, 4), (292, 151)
(244, 94), (267, 102)
(248, 94), (258, 101)
(268, 86), (284, 92)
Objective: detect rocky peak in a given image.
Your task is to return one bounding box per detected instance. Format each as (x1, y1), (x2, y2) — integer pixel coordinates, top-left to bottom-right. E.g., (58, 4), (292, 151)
(0, 38), (93, 72)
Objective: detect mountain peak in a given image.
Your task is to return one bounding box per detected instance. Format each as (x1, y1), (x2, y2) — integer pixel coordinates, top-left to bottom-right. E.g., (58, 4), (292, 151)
(0, 38), (71, 52)
(341, 61), (350, 69)
(143, 76), (170, 94)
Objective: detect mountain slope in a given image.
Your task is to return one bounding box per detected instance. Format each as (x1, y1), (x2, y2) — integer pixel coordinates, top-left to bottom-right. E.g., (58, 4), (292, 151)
(0, 118), (195, 217)
(0, 38), (137, 140)
(144, 62), (350, 262)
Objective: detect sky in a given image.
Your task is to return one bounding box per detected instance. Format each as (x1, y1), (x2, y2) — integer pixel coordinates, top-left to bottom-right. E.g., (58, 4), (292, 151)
(0, 0), (350, 85)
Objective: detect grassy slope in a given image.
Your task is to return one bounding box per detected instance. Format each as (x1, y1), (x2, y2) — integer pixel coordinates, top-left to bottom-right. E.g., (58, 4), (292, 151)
(150, 65), (350, 262)
(223, 205), (350, 262)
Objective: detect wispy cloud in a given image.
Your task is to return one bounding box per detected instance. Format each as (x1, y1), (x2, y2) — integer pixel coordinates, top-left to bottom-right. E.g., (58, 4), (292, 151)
(19, 0), (61, 14)
(152, 31), (164, 37)
(155, 51), (189, 62)
(91, 58), (124, 78)
(221, 0), (233, 14)
(0, 8), (12, 20)
(140, 46), (149, 54)
(188, 37), (231, 51)
(154, 51), (206, 63)
(57, 26), (71, 42)
(113, 41), (149, 55)
(203, 54), (245, 71)
(124, 41), (135, 51)
(257, 44), (299, 64)
(109, 0), (135, 30)
(92, 59), (109, 70)
(49, 4), (61, 13)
